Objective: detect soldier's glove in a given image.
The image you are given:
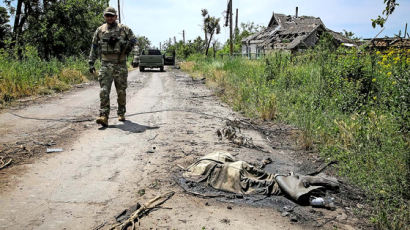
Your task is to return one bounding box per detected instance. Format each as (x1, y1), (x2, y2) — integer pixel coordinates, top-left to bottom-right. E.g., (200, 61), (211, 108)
(89, 61), (95, 74)
(89, 66), (96, 74)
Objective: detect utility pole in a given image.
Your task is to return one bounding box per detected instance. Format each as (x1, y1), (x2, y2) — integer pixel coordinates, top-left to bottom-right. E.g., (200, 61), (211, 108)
(235, 8), (239, 36)
(183, 30), (186, 44)
(117, 0), (121, 23)
(160, 42), (162, 50)
(229, 0), (233, 56)
(174, 36), (177, 44)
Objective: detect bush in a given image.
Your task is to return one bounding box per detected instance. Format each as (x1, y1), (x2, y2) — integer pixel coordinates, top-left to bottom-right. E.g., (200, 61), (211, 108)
(0, 46), (93, 105)
(182, 44), (409, 229)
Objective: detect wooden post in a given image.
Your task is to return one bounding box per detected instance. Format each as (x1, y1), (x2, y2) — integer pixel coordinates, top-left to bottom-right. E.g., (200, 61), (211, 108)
(404, 23), (408, 38)
(235, 8), (239, 37)
(213, 42), (216, 59)
(118, 0), (121, 23)
(229, 0), (233, 56)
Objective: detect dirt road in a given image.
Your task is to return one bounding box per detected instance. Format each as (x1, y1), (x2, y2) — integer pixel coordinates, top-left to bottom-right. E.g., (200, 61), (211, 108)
(0, 68), (357, 229)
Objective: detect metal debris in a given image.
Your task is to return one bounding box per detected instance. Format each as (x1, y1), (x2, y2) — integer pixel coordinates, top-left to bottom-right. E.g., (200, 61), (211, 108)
(46, 148), (63, 153)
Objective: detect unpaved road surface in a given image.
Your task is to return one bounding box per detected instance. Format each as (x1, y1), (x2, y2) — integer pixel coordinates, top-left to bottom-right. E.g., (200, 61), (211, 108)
(0, 68), (359, 229)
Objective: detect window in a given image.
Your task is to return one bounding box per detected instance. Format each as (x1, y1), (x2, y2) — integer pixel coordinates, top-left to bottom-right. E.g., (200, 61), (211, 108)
(148, 49), (161, 55)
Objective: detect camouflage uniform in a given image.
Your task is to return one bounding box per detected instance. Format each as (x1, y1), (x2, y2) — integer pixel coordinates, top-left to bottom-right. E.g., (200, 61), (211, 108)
(89, 11), (136, 118)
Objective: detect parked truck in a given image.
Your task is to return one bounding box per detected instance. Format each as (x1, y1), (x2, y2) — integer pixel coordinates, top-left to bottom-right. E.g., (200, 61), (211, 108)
(139, 49), (164, 72)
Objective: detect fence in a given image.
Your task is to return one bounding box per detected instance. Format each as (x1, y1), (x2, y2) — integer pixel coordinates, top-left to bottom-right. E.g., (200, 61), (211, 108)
(218, 53), (266, 60)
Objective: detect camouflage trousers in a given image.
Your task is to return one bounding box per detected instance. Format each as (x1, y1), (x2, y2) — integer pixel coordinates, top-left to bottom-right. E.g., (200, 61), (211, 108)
(98, 62), (128, 117)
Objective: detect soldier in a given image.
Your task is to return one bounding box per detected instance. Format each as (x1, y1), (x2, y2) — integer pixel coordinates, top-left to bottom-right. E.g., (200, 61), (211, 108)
(89, 6), (137, 127)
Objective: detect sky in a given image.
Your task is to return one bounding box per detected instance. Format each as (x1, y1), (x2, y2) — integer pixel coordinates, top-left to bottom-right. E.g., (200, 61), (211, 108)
(109, 0), (410, 47)
(1, 0), (409, 48)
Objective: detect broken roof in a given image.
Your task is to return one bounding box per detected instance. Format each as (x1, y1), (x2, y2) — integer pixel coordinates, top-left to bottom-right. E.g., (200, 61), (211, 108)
(366, 37), (410, 49)
(243, 13), (354, 50)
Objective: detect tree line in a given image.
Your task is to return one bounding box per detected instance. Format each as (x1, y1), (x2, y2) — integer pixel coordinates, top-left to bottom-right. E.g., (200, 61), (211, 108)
(161, 9), (265, 59)
(0, 1), (397, 61)
(0, 0), (111, 60)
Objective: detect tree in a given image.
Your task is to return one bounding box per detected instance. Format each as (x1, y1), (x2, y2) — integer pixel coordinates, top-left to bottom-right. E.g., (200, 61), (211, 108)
(201, 9), (208, 46)
(218, 22), (265, 55)
(164, 36), (205, 59)
(0, 6), (11, 48)
(372, 0), (399, 28)
(202, 10), (220, 56)
(25, 0), (107, 59)
(135, 36), (151, 53)
(2, 0), (108, 59)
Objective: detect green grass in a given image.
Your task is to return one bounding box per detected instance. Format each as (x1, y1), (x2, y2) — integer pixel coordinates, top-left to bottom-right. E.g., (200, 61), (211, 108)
(181, 46), (409, 229)
(0, 46), (96, 105)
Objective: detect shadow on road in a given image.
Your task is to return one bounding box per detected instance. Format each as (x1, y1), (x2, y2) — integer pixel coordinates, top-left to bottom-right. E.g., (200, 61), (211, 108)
(100, 120), (160, 133)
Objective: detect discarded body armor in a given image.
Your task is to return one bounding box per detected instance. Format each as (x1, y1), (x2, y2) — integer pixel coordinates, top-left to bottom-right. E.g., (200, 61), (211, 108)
(183, 151), (339, 203)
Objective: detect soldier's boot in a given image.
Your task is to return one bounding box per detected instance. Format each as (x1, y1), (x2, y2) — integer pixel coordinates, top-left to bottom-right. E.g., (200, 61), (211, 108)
(96, 116), (108, 127)
(118, 115), (125, 122)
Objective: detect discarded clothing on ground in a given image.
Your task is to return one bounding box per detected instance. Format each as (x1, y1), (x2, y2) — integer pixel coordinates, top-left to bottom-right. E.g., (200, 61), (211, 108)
(216, 120), (255, 148)
(183, 151), (339, 202)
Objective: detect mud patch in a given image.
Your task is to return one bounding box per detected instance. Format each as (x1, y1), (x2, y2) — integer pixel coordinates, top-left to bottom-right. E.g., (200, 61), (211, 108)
(176, 176), (335, 226)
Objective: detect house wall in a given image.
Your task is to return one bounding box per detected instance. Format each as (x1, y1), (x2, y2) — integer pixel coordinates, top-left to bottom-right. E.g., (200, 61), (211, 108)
(250, 44), (258, 54)
(304, 31), (319, 47)
(241, 43), (267, 59)
(241, 44), (259, 55)
(242, 45), (248, 55)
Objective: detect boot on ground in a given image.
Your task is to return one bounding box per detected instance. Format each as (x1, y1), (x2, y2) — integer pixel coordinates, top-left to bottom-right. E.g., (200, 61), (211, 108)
(96, 116), (108, 127)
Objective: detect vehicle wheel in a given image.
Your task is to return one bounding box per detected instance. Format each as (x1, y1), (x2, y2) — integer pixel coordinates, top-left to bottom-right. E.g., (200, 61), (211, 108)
(160, 67), (164, 72)
(139, 67), (144, 72)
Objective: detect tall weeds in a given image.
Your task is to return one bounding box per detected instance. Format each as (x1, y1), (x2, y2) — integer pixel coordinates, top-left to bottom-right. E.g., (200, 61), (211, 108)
(182, 44), (409, 229)
(0, 46), (93, 105)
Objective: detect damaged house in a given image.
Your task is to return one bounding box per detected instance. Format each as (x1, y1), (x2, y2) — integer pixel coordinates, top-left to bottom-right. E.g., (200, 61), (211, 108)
(242, 8), (354, 56)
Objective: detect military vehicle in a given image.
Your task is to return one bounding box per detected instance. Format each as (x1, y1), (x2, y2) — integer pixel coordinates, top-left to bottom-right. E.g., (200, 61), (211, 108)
(139, 49), (164, 72)
(163, 50), (176, 66)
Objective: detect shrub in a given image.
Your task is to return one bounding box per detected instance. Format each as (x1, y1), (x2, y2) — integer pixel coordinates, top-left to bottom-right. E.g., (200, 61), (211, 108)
(0, 46), (92, 105)
(182, 44), (409, 229)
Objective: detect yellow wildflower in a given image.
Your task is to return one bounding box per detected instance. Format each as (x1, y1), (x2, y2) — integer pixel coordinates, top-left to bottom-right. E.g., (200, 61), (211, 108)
(376, 51), (381, 55)
(387, 72), (392, 77)
(372, 78), (376, 82)
(392, 81), (397, 85)
(387, 50), (394, 57)
(373, 96), (377, 100)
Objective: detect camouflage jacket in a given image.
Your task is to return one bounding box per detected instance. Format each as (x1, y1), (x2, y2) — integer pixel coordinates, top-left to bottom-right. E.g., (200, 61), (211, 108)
(89, 22), (137, 64)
